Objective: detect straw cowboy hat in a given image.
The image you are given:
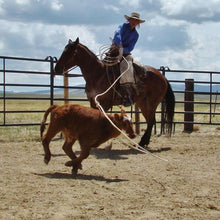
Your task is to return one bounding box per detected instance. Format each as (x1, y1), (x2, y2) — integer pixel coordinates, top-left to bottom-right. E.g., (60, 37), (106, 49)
(124, 12), (145, 23)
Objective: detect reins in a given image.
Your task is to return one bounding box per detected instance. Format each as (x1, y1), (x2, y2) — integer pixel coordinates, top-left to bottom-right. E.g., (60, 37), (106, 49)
(62, 65), (78, 75)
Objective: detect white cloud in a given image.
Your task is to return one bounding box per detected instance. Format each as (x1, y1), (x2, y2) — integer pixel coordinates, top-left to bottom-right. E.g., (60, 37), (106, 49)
(0, 18), (100, 59)
(51, 0), (63, 11)
(160, 0), (220, 22)
(15, 0), (30, 5)
(0, 0), (5, 15)
(104, 4), (120, 13)
(187, 22), (220, 69)
(133, 19), (220, 72)
(119, 0), (142, 9)
(160, 0), (189, 16)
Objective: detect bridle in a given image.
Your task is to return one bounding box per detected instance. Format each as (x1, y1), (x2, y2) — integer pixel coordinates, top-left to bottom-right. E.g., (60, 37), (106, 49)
(63, 65), (78, 75)
(60, 44), (78, 75)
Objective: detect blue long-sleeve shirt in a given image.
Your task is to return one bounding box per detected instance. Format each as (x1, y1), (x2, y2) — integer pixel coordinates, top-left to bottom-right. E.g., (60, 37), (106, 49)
(113, 22), (139, 55)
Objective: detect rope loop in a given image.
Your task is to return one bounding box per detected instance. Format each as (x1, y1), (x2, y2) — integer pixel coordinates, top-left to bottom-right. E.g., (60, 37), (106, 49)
(99, 45), (120, 66)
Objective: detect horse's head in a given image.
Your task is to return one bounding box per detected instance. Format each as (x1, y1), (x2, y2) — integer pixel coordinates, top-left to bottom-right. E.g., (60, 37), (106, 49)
(55, 37), (80, 75)
(114, 109), (136, 139)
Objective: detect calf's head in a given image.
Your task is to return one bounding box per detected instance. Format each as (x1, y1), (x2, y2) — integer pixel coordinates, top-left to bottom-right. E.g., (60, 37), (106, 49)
(114, 110), (136, 139)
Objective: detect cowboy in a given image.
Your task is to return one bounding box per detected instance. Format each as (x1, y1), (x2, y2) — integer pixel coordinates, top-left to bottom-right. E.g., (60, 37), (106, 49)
(112, 12), (145, 106)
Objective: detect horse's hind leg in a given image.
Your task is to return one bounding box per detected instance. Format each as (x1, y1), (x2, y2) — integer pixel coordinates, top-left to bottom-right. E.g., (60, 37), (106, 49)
(139, 119), (155, 147)
(137, 99), (157, 147)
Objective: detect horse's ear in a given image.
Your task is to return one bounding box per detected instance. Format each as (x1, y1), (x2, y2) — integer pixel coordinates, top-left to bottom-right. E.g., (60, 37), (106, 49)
(75, 37), (79, 44)
(69, 39), (73, 44)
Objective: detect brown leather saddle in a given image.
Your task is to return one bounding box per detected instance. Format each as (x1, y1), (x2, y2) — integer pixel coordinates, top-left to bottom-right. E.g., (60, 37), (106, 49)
(104, 62), (147, 106)
(105, 62), (147, 90)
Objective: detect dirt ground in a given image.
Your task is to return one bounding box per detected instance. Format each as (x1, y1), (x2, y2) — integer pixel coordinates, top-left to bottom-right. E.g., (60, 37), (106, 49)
(0, 127), (219, 220)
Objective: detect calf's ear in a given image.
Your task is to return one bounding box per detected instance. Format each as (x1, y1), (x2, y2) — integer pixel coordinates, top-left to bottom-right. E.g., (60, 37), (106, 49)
(120, 108), (126, 115)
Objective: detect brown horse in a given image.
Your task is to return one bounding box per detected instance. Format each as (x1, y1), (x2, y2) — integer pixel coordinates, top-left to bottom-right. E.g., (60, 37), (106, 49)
(54, 37), (175, 147)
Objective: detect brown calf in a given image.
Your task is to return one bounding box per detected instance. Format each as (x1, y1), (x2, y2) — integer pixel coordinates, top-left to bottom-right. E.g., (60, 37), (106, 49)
(40, 104), (135, 176)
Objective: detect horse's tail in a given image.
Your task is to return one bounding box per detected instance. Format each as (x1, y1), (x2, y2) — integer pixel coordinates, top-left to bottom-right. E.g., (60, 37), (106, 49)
(164, 80), (175, 136)
(40, 105), (58, 138)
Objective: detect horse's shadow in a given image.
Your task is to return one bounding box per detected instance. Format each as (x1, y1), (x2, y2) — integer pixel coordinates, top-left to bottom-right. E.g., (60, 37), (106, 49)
(33, 172), (128, 183)
(42, 146), (171, 161)
(90, 148), (142, 160)
(89, 146), (171, 159)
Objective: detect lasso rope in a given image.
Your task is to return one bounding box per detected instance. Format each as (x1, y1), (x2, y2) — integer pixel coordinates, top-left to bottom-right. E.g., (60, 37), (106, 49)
(95, 53), (168, 162)
(99, 44), (120, 66)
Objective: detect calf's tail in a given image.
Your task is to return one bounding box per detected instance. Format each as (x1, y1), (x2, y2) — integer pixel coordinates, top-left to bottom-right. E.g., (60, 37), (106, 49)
(40, 105), (58, 138)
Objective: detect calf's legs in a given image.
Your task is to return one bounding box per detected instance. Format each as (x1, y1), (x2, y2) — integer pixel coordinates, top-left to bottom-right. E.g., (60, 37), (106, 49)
(42, 137), (52, 164)
(62, 139), (82, 170)
(62, 139), (77, 160)
(41, 123), (60, 164)
(65, 147), (91, 176)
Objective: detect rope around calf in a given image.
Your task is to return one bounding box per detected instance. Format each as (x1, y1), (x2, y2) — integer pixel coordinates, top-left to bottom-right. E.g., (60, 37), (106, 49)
(94, 57), (168, 162)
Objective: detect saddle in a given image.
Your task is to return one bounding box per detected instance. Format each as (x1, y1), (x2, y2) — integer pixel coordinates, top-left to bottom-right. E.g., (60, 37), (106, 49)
(105, 61), (147, 85)
(105, 61), (148, 106)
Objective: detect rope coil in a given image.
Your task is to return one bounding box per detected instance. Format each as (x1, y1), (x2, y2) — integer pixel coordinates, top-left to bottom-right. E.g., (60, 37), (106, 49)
(99, 45), (120, 66)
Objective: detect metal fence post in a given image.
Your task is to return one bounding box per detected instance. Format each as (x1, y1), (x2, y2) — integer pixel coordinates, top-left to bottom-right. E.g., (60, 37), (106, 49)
(46, 56), (55, 106)
(209, 73), (213, 124)
(184, 78), (194, 132)
(3, 58), (6, 125)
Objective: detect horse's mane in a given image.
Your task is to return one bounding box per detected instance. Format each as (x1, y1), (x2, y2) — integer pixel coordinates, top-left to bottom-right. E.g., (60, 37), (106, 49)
(79, 43), (99, 61)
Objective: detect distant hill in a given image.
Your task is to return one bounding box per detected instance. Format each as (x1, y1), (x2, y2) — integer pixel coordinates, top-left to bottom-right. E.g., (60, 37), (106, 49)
(7, 84), (86, 96)
(1, 83), (219, 95)
(171, 83), (219, 93)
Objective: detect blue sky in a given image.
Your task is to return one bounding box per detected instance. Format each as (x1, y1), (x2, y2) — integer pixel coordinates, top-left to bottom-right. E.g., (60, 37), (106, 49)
(1, 0), (220, 91)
